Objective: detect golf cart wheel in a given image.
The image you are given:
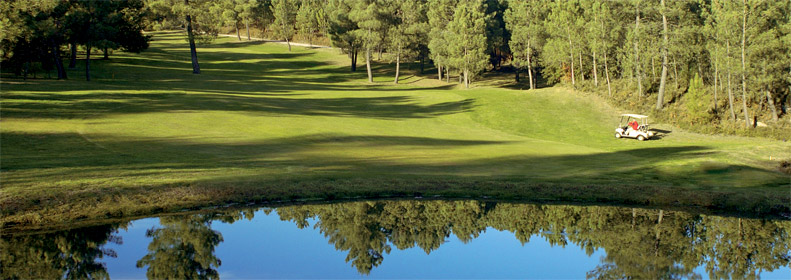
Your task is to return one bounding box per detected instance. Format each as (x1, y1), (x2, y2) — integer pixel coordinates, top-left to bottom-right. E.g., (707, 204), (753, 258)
(615, 133), (622, 139)
(637, 135), (645, 141)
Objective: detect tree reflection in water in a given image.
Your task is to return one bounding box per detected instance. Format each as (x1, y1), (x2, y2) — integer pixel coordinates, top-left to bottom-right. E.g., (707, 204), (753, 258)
(273, 201), (791, 277)
(135, 214), (225, 280)
(1, 224), (124, 279)
(2, 201), (789, 278)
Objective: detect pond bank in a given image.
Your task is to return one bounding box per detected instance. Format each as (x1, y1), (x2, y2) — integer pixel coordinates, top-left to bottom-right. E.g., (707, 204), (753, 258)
(3, 178), (788, 232)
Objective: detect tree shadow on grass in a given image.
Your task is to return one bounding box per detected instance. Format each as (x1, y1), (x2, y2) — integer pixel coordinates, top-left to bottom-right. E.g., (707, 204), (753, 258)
(3, 53), (458, 97)
(3, 131), (786, 190)
(0, 132), (513, 172)
(0, 91), (475, 119)
(4, 131), (788, 226)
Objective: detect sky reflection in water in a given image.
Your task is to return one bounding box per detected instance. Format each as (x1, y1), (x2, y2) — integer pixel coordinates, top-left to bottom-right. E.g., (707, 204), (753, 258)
(3, 200), (791, 279)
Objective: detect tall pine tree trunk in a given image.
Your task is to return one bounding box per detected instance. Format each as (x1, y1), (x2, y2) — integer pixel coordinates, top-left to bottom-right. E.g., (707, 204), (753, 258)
(713, 60), (718, 111)
(49, 20), (67, 80)
(634, 5), (642, 97)
(464, 68), (469, 88)
(593, 50), (598, 87)
(605, 51), (612, 97)
(366, 47), (372, 83)
(463, 48), (469, 88)
(437, 63), (443, 81)
(766, 90), (778, 122)
(657, 0), (668, 110)
(446, 67), (450, 83)
(740, 1), (750, 128)
(527, 42), (534, 90)
(51, 39), (67, 79)
(567, 26), (575, 86)
(246, 21), (250, 40)
(673, 56), (678, 89)
(236, 22), (241, 41)
(69, 42), (77, 69)
(350, 48), (357, 71)
(600, 18), (611, 97)
(103, 47), (109, 59)
(727, 42), (735, 120)
(85, 43), (91, 81)
(579, 50), (585, 81)
(394, 47), (400, 84)
(281, 17), (291, 51)
(186, 0), (200, 74)
(651, 56), (656, 80)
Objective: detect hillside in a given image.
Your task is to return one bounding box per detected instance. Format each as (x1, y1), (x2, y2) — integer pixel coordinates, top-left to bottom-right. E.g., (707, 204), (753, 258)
(1, 32), (789, 228)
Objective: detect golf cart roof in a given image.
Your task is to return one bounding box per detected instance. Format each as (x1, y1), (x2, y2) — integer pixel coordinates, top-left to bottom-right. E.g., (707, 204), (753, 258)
(621, 114), (649, 119)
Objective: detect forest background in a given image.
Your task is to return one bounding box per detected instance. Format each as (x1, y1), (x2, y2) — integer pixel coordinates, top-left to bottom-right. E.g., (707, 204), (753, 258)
(2, 0), (790, 138)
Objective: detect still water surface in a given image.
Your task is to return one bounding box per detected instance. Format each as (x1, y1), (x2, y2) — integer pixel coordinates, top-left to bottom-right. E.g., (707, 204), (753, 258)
(2, 200), (790, 279)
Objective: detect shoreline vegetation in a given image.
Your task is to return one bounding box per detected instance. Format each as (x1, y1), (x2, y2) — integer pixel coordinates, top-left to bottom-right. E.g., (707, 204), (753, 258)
(3, 179), (790, 232)
(1, 32), (789, 231)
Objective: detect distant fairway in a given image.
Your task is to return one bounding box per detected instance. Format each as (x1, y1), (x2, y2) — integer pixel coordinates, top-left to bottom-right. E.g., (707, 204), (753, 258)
(1, 32), (789, 227)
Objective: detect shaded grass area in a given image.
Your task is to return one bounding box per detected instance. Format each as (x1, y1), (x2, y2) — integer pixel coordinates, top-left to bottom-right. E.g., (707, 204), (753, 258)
(1, 31), (790, 229)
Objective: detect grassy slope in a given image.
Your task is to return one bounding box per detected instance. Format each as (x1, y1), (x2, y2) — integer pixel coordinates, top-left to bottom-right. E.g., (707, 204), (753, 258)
(1, 32), (789, 228)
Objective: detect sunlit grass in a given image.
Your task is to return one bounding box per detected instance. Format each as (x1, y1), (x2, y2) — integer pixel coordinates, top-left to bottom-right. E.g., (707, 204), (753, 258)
(1, 31), (789, 228)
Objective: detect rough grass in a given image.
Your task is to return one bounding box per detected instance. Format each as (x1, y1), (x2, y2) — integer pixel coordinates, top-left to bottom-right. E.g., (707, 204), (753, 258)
(1, 31), (789, 229)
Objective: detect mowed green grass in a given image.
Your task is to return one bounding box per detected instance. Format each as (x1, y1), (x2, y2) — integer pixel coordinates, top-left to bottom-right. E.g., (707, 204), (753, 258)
(1, 31), (789, 227)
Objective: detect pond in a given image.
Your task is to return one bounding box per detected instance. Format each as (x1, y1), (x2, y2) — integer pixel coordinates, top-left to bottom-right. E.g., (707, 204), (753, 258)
(2, 200), (790, 279)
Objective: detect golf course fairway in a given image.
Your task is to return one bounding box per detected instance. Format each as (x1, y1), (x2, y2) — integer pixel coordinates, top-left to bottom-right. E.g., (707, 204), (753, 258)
(1, 32), (789, 229)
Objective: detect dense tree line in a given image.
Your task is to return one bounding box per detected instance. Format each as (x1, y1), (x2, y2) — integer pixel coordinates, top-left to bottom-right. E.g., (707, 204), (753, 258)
(3, 0), (789, 127)
(142, 0), (791, 126)
(1, 0), (150, 81)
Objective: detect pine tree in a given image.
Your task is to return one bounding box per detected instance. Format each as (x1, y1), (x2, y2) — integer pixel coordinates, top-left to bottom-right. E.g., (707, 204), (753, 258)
(709, 0), (741, 121)
(148, 0), (221, 74)
(214, 0), (242, 41)
(544, 0), (581, 86)
(402, 0), (430, 74)
(484, 0), (509, 70)
(742, 0), (789, 123)
(505, 0), (545, 90)
(250, 0), (274, 37)
(685, 73), (710, 123)
(296, 0), (321, 47)
(388, 0), (428, 84)
(446, 0), (488, 88)
(270, 0), (296, 51)
(656, 0), (669, 109)
(349, 0), (385, 83)
(629, 0), (644, 96)
(590, 1), (619, 97)
(326, 0), (360, 71)
(427, 0), (456, 82)
(238, 0), (258, 41)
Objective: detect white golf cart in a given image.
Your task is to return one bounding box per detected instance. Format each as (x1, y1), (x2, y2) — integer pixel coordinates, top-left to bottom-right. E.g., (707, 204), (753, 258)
(615, 114), (654, 141)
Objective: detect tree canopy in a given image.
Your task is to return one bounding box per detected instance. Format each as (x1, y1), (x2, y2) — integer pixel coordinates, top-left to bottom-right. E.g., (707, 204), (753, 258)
(2, 0), (789, 127)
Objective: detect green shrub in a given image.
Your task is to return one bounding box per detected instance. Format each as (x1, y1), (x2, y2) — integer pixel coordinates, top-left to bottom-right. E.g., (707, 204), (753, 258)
(684, 73), (711, 124)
